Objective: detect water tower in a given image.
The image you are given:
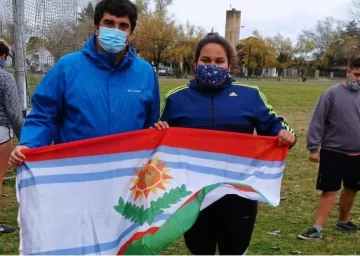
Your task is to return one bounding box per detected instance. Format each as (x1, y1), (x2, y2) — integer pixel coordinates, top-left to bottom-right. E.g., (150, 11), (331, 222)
(225, 8), (242, 50)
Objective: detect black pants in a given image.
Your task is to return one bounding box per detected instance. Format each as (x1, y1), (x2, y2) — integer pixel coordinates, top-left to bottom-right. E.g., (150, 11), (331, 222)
(184, 194), (258, 255)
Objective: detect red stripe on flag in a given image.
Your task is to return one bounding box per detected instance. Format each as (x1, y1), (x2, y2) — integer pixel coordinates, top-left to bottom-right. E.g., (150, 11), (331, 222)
(23, 127), (288, 162)
(179, 191), (200, 209)
(117, 227), (159, 255)
(226, 184), (257, 193)
(23, 128), (165, 162)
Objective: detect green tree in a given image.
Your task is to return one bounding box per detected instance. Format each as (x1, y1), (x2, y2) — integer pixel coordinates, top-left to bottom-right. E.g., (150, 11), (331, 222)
(237, 32), (276, 78)
(299, 17), (344, 68)
(78, 2), (95, 22)
(132, 0), (178, 73)
(325, 20), (360, 67)
(343, 20), (360, 38)
(236, 43), (245, 65)
(155, 0), (173, 14)
(293, 35), (316, 82)
(135, 0), (151, 15)
(165, 21), (206, 75)
(266, 34), (293, 81)
(134, 12), (178, 71)
(44, 22), (80, 62)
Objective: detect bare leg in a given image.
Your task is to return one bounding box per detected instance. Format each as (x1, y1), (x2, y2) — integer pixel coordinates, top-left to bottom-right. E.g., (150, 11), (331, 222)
(314, 191), (337, 228)
(0, 140), (13, 222)
(339, 187), (357, 222)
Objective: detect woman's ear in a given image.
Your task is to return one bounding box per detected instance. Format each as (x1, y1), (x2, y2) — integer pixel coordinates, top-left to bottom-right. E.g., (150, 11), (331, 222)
(192, 58), (197, 70)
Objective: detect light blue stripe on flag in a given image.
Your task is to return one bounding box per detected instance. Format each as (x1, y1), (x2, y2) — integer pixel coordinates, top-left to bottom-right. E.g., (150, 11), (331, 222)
(18, 161), (283, 190)
(32, 214), (171, 255)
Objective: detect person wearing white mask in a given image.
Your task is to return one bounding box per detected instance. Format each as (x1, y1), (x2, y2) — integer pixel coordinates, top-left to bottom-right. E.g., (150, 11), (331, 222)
(299, 58), (360, 240)
(9, 0), (160, 166)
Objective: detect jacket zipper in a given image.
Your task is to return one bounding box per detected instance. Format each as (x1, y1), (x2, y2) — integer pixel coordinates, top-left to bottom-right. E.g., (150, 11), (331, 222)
(211, 92), (215, 128)
(108, 70), (112, 135)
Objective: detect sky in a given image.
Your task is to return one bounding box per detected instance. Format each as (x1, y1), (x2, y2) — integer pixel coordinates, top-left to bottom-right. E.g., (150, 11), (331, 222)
(168, 0), (352, 42)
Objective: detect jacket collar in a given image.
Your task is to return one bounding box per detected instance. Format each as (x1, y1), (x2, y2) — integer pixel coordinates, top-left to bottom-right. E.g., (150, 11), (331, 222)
(188, 76), (235, 92)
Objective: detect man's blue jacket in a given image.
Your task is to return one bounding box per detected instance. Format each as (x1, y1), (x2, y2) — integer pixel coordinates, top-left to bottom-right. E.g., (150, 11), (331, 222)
(20, 35), (160, 148)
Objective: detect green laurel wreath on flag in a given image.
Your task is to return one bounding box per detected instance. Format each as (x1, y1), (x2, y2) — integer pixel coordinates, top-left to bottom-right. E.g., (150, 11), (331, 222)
(114, 184), (192, 225)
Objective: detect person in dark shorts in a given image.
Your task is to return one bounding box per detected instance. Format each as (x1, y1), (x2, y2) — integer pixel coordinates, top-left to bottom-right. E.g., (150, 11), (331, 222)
(298, 58), (360, 240)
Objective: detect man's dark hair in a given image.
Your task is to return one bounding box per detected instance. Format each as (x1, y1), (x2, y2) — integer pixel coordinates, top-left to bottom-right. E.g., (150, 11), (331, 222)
(0, 40), (10, 59)
(94, 0), (138, 32)
(349, 58), (360, 69)
(194, 32), (233, 65)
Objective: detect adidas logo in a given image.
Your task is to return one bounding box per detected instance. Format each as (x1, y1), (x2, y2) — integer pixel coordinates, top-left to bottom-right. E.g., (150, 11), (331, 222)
(229, 92), (238, 97)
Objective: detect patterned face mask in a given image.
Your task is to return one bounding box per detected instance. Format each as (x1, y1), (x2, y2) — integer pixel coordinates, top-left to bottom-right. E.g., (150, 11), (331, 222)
(195, 65), (229, 88)
(348, 77), (360, 91)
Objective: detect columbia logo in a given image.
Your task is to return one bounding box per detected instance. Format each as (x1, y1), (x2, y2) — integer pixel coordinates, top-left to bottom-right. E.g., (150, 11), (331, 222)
(127, 89), (142, 93)
(229, 92), (238, 97)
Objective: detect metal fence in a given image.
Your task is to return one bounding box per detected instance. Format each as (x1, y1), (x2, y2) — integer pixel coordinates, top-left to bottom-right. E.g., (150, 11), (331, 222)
(234, 67), (347, 81)
(1, 0), (99, 178)
(1, 0), (99, 110)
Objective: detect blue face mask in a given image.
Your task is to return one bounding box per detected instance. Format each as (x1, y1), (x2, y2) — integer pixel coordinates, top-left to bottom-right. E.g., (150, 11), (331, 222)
(98, 27), (128, 54)
(0, 60), (5, 68)
(195, 65), (229, 88)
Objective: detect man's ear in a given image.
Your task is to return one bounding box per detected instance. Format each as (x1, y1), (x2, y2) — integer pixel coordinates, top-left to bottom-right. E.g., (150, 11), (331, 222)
(346, 67), (352, 78)
(94, 25), (99, 36)
(127, 30), (135, 44)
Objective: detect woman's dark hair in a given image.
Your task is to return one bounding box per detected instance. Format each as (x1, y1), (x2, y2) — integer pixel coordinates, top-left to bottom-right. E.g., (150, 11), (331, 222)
(194, 32), (233, 65)
(94, 0), (138, 32)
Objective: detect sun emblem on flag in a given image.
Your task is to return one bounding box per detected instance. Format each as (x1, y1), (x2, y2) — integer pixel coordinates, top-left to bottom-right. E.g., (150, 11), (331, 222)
(130, 157), (173, 201)
(114, 156), (191, 226)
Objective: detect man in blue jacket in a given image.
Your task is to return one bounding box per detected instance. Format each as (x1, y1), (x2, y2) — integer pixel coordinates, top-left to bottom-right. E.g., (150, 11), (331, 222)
(9, 0), (160, 166)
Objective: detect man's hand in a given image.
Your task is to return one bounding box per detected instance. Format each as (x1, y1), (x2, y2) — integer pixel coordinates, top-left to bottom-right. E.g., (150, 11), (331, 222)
(309, 152), (320, 163)
(8, 145), (28, 167)
(277, 130), (296, 146)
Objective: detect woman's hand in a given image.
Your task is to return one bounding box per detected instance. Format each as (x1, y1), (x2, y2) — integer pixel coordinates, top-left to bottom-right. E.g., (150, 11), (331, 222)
(277, 130), (296, 146)
(153, 121), (169, 130)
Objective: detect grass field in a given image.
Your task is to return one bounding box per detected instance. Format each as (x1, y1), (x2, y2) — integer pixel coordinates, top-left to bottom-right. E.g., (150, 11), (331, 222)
(1, 78), (360, 255)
